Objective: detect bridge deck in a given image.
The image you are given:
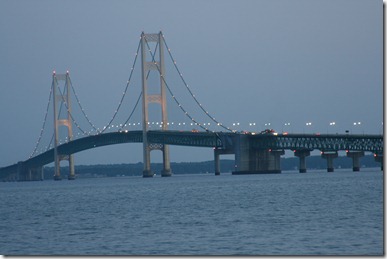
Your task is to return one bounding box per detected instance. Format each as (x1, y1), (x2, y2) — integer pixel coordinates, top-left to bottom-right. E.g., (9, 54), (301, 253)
(0, 131), (383, 177)
(249, 133), (383, 152)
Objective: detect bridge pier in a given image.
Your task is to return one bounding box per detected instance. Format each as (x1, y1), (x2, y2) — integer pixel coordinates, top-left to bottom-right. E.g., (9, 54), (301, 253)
(143, 169), (154, 178)
(161, 146), (172, 177)
(68, 155), (75, 180)
(17, 162), (24, 181)
(161, 168), (172, 177)
(29, 166), (44, 181)
(374, 153), (383, 171)
(232, 134), (284, 174)
(142, 143), (153, 177)
(39, 166), (44, 180)
(346, 151), (364, 171)
(232, 134), (251, 174)
(53, 155), (75, 180)
(214, 149), (220, 176)
(142, 143), (171, 177)
(267, 150), (285, 173)
(294, 150), (311, 173)
(16, 162), (43, 181)
(213, 147), (234, 175)
(321, 151), (338, 172)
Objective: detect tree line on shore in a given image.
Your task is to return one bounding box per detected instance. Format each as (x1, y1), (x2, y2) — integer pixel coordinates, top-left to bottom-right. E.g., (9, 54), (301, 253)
(43, 154), (380, 178)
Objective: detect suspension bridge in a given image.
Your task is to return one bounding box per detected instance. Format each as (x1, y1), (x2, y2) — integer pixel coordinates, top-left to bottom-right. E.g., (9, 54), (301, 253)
(0, 32), (383, 181)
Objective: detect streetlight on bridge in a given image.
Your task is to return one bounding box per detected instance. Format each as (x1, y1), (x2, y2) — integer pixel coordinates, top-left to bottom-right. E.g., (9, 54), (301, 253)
(249, 122), (257, 133)
(304, 122), (312, 133)
(352, 121), (362, 134)
(282, 122), (291, 133)
(232, 122), (241, 132)
(328, 121), (336, 133)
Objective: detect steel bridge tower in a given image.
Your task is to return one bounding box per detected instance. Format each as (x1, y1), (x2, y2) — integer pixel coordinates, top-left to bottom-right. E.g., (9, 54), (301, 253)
(141, 32), (172, 177)
(52, 71), (75, 180)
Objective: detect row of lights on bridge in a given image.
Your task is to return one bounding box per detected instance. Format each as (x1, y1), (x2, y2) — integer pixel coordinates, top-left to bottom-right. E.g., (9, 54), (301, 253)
(67, 120), (369, 134)
(34, 120), (377, 155)
(239, 121), (374, 134)
(55, 120), (370, 134)
(239, 121), (365, 128)
(100, 122), (214, 128)
(51, 120), (375, 141)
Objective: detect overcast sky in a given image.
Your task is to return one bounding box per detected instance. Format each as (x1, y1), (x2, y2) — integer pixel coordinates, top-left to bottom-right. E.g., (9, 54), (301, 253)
(0, 0), (383, 167)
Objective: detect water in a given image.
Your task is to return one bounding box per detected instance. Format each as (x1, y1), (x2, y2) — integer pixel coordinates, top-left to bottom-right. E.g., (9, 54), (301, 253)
(0, 169), (383, 255)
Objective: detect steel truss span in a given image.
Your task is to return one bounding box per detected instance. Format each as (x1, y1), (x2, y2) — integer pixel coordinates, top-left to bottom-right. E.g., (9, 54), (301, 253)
(250, 133), (383, 152)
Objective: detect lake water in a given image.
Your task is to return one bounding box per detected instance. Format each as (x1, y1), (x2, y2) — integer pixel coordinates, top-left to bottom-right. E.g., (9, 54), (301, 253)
(0, 168), (383, 256)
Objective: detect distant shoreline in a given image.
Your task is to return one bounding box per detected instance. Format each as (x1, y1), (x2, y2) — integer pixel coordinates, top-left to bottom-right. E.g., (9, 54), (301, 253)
(42, 154), (381, 178)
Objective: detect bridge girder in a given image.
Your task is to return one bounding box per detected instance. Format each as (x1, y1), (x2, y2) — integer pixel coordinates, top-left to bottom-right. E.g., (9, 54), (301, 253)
(0, 131), (383, 179)
(249, 133), (383, 152)
(4, 131), (222, 171)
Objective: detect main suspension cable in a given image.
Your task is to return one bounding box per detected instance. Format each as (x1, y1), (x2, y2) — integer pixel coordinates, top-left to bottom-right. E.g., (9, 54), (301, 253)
(29, 81), (54, 158)
(117, 40), (159, 131)
(118, 91), (142, 131)
(144, 38), (209, 132)
(68, 76), (99, 133)
(162, 34), (232, 132)
(56, 84), (87, 135)
(101, 40), (141, 133)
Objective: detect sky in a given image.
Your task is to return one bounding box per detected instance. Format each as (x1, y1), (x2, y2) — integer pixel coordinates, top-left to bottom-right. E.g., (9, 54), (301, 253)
(0, 0), (384, 167)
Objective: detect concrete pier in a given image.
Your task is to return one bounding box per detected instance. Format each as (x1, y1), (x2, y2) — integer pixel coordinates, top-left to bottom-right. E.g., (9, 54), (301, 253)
(294, 150), (311, 173)
(16, 162), (23, 181)
(374, 153), (384, 171)
(267, 149), (285, 173)
(214, 149), (221, 175)
(161, 169), (172, 177)
(233, 135), (284, 174)
(161, 146), (172, 177)
(16, 163), (44, 181)
(29, 167), (44, 181)
(321, 151), (338, 172)
(142, 169), (154, 178)
(68, 155), (75, 180)
(214, 147), (234, 175)
(346, 151), (364, 171)
(233, 134), (250, 173)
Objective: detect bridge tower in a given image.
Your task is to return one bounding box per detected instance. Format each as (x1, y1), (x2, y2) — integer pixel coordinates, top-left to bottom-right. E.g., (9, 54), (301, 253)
(52, 71), (75, 180)
(141, 31), (171, 177)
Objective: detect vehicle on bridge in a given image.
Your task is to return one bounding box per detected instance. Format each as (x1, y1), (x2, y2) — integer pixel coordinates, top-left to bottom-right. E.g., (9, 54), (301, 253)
(260, 129), (277, 135)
